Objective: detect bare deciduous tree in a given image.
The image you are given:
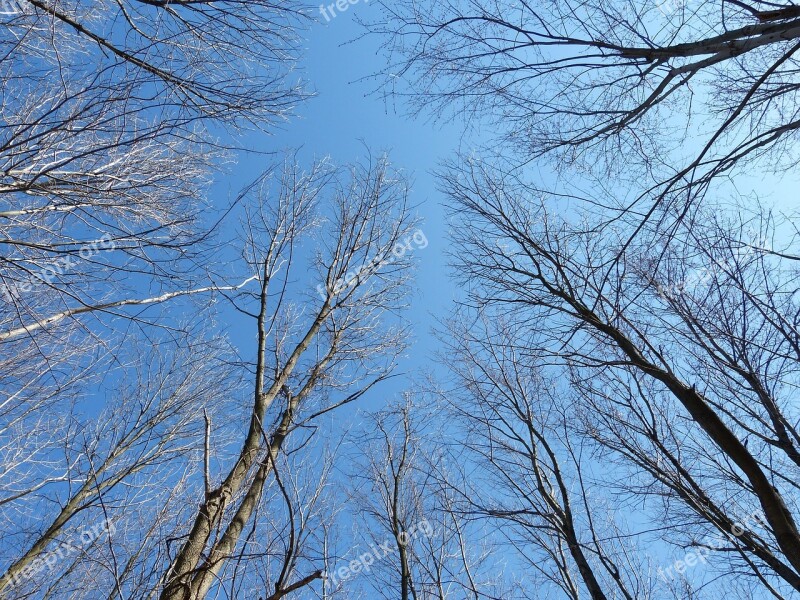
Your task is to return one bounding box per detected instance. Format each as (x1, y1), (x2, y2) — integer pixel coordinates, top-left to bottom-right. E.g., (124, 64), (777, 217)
(0, 0), (309, 362)
(370, 0), (800, 235)
(349, 396), (507, 600)
(441, 311), (652, 599)
(439, 155), (800, 598)
(0, 4), (337, 597)
(159, 156), (418, 600)
(0, 333), (239, 598)
(1, 153), (419, 600)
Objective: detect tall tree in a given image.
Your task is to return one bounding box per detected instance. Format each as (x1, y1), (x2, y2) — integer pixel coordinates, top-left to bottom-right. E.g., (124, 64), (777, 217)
(160, 156), (417, 599)
(440, 155), (800, 598)
(0, 4), (331, 598)
(442, 309), (650, 599)
(348, 396), (503, 600)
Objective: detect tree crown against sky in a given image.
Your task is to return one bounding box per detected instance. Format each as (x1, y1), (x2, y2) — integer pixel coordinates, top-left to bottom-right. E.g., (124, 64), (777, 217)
(370, 0), (800, 229)
(3, 0), (800, 599)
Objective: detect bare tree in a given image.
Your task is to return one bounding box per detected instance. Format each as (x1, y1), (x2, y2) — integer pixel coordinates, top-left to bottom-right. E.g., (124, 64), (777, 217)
(370, 0), (800, 239)
(438, 155), (800, 598)
(347, 395), (506, 600)
(0, 153), (419, 600)
(353, 400), (427, 600)
(159, 155), (418, 600)
(0, 331), (239, 598)
(441, 310), (652, 600)
(362, 2), (800, 595)
(0, 4), (334, 597)
(0, 0), (309, 365)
